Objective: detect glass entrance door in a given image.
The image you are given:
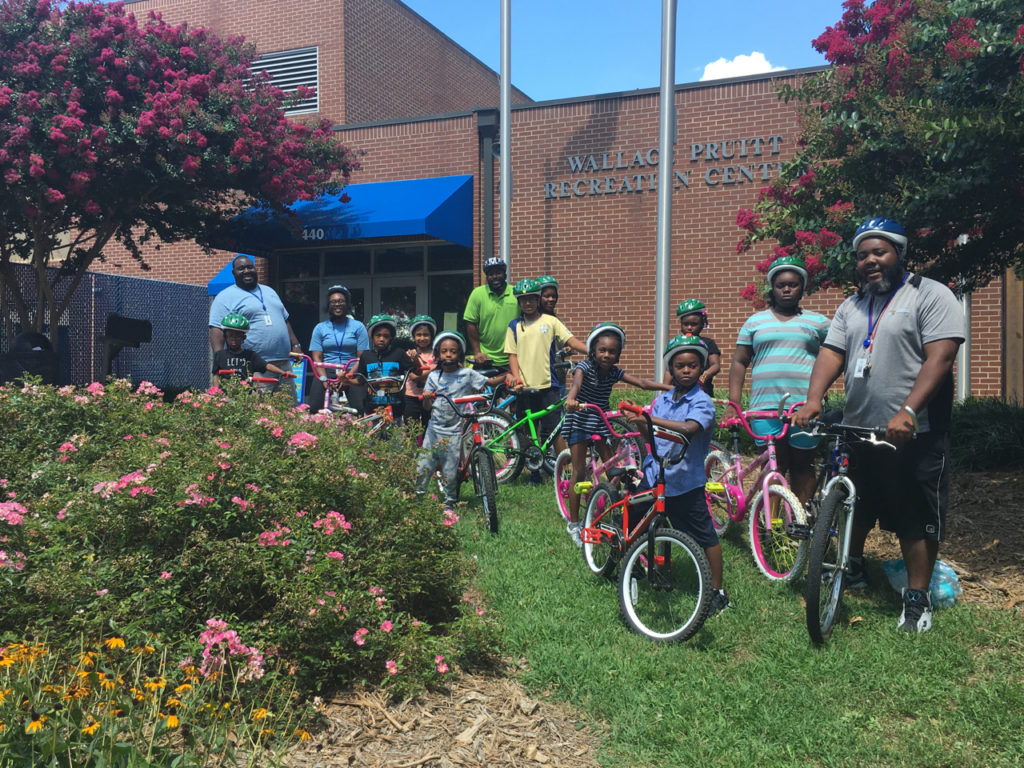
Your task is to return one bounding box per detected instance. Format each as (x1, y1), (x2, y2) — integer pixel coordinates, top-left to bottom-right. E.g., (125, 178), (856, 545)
(373, 276), (426, 336)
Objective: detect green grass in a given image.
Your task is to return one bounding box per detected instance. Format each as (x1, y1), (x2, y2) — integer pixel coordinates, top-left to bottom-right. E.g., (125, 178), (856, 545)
(456, 481), (1024, 768)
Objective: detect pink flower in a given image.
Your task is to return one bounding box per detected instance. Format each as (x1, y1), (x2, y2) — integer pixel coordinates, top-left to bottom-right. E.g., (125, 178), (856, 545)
(385, 660), (397, 675)
(96, 589), (109, 596)
(87, 382), (105, 396)
(288, 431), (318, 449)
(435, 655), (449, 674)
(160, 571), (172, 580)
(326, 550), (344, 562)
(58, 442), (78, 453)
(57, 508), (67, 520)
(353, 627), (368, 646)
(442, 509), (460, 526)
(380, 620), (393, 633)
(0, 501), (27, 526)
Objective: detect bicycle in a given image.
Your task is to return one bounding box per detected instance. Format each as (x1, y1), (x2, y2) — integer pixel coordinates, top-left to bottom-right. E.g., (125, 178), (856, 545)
(553, 403), (645, 523)
(289, 352), (359, 413)
(703, 396), (810, 582)
(426, 389), (503, 533)
(580, 402), (713, 643)
(215, 369), (291, 395)
(803, 416), (893, 644)
(344, 367), (420, 436)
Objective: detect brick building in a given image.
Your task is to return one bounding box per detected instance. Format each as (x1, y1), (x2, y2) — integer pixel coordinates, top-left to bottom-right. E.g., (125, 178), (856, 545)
(100, 0), (1020, 397)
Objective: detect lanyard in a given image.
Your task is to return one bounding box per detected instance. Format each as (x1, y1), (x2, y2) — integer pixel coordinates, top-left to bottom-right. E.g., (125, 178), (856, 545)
(862, 273), (908, 352)
(249, 285), (267, 312)
(330, 317), (349, 354)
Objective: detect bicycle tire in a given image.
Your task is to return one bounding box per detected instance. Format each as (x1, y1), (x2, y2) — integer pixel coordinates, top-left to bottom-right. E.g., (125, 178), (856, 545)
(704, 450), (737, 535)
(608, 417), (646, 466)
(748, 484), (808, 582)
(806, 483), (849, 644)
(474, 449), (499, 534)
(475, 413), (523, 484)
(553, 449), (576, 522)
(582, 482), (620, 578)
(617, 528), (712, 643)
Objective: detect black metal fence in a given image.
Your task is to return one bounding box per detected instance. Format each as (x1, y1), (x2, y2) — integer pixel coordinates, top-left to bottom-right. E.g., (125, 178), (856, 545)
(1, 264), (209, 390)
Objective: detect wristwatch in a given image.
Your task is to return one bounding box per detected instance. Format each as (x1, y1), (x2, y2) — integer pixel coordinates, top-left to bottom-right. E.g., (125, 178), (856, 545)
(902, 404), (919, 432)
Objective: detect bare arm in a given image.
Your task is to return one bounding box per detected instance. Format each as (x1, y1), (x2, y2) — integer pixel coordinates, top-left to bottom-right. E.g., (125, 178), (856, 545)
(209, 327), (225, 354)
(701, 353), (722, 385)
(507, 353), (523, 391)
(286, 320), (301, 351)
(563, 335), (588, 356)
(620, 371), (671, 392)
(565, 367), (583, 410)
(727, 344), (753, 416)
(885, 338), (960, 445)
(465, 322), (487, 364)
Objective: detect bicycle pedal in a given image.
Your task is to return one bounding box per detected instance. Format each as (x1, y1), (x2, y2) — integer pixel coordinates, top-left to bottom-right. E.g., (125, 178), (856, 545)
(705, 482), (725, 493)
(785, 522), (811, 540)
(573, 481), (593, 495)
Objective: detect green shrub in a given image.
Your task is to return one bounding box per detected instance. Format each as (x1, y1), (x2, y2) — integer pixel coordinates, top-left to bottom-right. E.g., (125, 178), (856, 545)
(949, 397), (1024, 471)
(0, 378), (493, 698)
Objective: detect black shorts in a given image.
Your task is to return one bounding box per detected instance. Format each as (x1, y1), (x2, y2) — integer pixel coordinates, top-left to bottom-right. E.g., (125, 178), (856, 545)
(851, 431), (950, 542)
(629, 485), (719, 550)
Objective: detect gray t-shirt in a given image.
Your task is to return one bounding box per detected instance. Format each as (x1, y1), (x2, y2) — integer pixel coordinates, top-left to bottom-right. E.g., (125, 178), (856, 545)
(424, 367), (489, 434)
(209, 283), (291, 361)
(824, 274), (964, 432)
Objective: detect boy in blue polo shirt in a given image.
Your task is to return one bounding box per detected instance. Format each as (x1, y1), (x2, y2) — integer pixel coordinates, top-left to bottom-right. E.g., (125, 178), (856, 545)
(626, 334), (729, 618)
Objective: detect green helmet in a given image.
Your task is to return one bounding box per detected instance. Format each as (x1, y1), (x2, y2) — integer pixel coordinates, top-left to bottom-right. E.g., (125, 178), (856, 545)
(221, 313), (250, 331)
(675, 298), (707, 318)
(367, 314), (398, 336)
(766, 255), (808, 287)
(586, 321), (625, 353)
(409, 314), (437, 335)
(537, 275), (559, 290)
(513, 278), (542, 297)
(663, 334), (708, 369)
(433, 330), (467, 357)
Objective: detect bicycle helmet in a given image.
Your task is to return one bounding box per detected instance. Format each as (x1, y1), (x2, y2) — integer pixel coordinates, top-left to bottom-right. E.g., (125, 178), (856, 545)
(221, 313), (250, 331)
(766, 255), (808, 287)
(433, 330), (466, 357)
(852, 217), (908, 252)
(367, 314), (398, 336)
(663, 334), (709, 368)
(409, 314), (437, 335)
(513, 278), (542, 297)
(537, 275), (559, 290)
(586, 321), (626, 353)
(675, 298), (707, 319)
(483, 256), (507, 272)
(326, 284), (351, 302)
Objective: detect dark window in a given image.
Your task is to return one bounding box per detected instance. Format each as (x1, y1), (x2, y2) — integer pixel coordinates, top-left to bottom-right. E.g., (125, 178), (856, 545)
(429, 274), (473, 334)
(280, 280), (319, 351)
(375, 247), (424, 274)
(325, 249), (371, 275)
(429, 244), (473, 272)
(278, 252), (319, 279)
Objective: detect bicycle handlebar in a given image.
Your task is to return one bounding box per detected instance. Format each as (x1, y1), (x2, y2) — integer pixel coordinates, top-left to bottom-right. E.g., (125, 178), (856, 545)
(712, 395), (804, 441)
(572, 403), (639, 440)
(807, 418), (894, 449)
(615, 400), (688, 465)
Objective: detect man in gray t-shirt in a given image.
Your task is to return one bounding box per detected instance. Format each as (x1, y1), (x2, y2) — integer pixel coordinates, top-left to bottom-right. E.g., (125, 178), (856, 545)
(795, 218), (964, 634)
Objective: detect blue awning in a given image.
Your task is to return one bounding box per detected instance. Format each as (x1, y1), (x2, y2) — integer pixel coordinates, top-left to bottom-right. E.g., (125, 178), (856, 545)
(207, 174), (473, 258)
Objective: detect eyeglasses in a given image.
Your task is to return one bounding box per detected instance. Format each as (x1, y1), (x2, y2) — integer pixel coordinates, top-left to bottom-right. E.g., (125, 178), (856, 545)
(328, 300), (347, 306)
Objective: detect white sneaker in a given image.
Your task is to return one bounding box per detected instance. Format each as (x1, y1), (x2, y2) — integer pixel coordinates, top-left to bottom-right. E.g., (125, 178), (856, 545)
(898, 587), (933, 633)
(566, 521), (582, 548)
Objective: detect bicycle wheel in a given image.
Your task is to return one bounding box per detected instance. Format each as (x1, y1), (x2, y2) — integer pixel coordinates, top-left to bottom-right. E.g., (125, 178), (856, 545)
(582, 482), (620, 577)
(617, 529), (712, 643)
(473, 448), (499, 534)
(608, 417), (646, 467)
(704, 450), (737, 535)
(748, 484), (808, 582)
(553, 449), (577, 522)
(475, 413), (523, 484)
(806, 483), (849, 644)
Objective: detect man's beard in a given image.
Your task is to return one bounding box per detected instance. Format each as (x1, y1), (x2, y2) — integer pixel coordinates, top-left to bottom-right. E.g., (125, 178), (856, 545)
(865, 262), (904, 295)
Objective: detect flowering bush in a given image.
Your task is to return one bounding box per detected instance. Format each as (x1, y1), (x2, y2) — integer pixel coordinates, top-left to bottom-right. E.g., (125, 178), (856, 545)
(736, 0), (1024, 305)
(0, 378), (496, 699)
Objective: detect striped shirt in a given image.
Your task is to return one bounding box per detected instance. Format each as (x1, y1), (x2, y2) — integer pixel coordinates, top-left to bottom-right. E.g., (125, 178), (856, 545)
(561, 359), (625, 439)
(736, 309), (830, 411)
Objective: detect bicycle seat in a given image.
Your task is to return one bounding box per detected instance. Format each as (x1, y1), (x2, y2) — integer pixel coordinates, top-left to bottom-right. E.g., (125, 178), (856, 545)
(366, 376), (404, 393)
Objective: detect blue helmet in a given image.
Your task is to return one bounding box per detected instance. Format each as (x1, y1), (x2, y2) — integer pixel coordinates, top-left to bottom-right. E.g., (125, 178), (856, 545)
(852, 218), (908, 252)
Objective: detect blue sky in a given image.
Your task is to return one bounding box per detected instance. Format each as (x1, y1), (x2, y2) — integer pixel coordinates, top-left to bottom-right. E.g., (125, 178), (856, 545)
(401, 0), (846, 101)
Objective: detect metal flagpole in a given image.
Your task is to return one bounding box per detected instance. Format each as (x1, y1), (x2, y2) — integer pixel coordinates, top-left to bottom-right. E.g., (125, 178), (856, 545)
(653, 0), (677, 381)
(499, 0), (512, 274)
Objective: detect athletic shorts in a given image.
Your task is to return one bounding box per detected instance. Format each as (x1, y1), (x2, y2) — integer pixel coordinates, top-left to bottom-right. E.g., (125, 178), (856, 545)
(851, 431), (950, 542)
(749, 418), (821, 450)
(629, 485), (719, 550)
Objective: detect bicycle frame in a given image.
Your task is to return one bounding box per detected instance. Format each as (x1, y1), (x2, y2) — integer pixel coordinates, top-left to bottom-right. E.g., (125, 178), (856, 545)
(482, 394), (566, 456)
(565, 404), (642, 493)
(290, 352), (358, 413)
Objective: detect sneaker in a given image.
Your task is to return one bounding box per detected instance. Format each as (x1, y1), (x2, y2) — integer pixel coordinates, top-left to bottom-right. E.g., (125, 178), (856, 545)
(898, 587), (933, 633)
(707, 589), (730, 619)
(527, 470), (544, 487)
(846, 555), (867, 590)
(566, 521), (582, 548)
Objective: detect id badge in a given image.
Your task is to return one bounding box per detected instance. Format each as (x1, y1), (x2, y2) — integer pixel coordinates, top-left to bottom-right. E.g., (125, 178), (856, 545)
(264, 314), (273, 326)
(853, 357), (869, 379)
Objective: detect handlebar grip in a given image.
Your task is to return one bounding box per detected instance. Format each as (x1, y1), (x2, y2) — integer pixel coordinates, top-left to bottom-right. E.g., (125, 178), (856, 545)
(617, 401), (643, 415)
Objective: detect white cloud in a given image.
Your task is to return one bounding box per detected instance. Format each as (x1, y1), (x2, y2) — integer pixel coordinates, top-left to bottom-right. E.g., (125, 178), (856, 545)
(699, 52), (784, 82)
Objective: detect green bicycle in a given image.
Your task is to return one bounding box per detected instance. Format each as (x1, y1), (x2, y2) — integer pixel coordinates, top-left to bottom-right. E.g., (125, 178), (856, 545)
(478, 387), (568, 484)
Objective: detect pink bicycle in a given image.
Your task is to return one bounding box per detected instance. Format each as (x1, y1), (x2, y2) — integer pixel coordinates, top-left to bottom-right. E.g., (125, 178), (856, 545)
(703, 396), (810, 582)
(290, 352), (359, 413)
(553, 403), (645, 524)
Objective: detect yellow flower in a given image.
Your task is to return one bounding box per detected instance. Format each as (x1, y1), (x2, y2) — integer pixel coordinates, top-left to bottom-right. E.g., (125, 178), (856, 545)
(131, 645), (156, 655)
(76, 651), (97, 668)
(294, 729), (312, 741)
(82, 721), (101, 736)
(174, 683), (193, 694)
(0, 658), (13, 667)
(166, 698), (181, 707)
(104, 637), (125, 650)
(144, 676), (167, 691)
(260, 728), (274, 737)
(25, 716), (47, 734)
(251, 707), (271, 721)
(165, 714), (179, 728)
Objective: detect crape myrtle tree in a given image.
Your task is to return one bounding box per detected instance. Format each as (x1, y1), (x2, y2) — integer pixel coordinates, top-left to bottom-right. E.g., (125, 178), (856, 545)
(735, 0), (1024, 305)
(0, 0), (360, 339)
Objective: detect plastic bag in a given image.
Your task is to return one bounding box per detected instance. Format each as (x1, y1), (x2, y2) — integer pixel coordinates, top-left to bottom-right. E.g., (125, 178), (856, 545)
(881, 559), (962, 609)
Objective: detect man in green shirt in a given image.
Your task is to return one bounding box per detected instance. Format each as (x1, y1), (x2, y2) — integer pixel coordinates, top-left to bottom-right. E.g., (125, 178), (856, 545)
(463, 257), (519, 370)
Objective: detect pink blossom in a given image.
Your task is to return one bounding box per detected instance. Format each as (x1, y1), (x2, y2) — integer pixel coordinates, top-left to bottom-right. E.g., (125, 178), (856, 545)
(57, 508), (67, 520)
(230, 496), (251, 511)
(0, 550), (26, 571)
(313, 510), (352, 535)
(326, 550), (344, 562)
(288, 431), (318, 449)
(442, 509), (460, 526)
(385, 660), (398, 675)
(87, 382), (105, 396)
(160, 571), (172, 579)
(435, 655), (448, 674)
(0, 501), (27, 526)
(96, 589), (109, 596)
(380, 620), (393, 633)
(353, 628), (369, 646)
(58, 442), (77, 453)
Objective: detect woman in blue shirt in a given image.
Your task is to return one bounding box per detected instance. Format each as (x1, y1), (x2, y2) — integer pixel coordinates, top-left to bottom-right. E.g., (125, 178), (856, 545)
(306, 285), (370, 413)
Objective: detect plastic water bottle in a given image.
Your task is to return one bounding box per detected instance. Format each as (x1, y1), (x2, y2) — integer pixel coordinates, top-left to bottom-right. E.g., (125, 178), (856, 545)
(930, 560), (962, 609)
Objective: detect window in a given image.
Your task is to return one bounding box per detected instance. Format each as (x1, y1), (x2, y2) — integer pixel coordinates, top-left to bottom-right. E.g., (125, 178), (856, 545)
(249, 47), (319, 115)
